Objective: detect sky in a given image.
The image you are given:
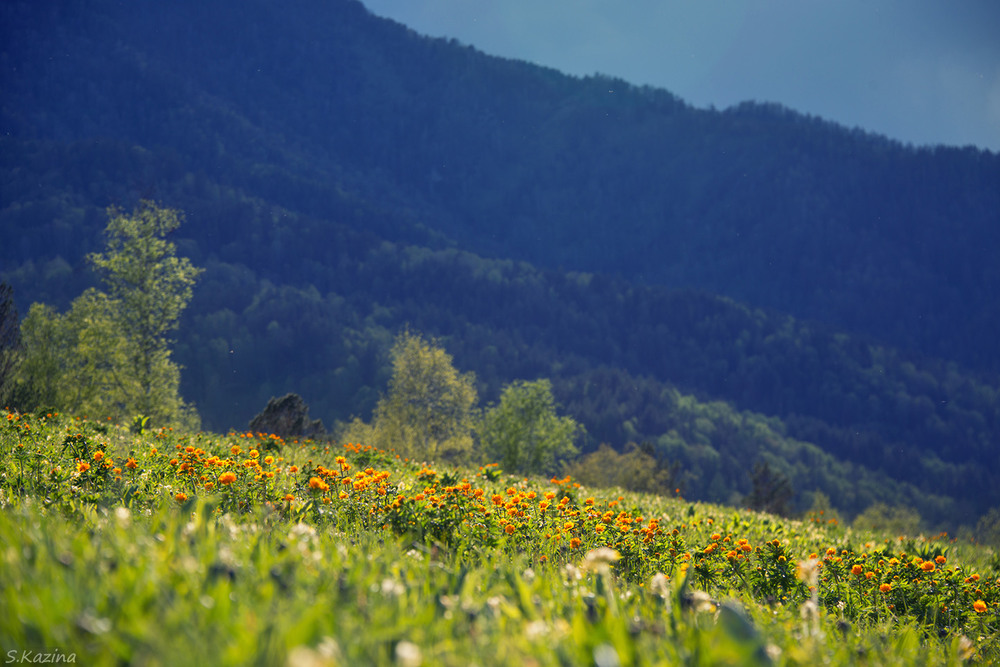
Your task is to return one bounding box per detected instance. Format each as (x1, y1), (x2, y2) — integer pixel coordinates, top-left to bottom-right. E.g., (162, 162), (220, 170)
(360, 0), (1000, 153)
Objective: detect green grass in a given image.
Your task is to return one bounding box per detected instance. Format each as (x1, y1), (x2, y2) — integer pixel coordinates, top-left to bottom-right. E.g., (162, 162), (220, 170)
(1, 410), (997, 665)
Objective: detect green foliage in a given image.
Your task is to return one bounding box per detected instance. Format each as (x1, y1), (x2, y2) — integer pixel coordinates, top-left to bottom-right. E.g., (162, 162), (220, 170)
(88, 201), (202, 421)
(852, 502), (924, 536)
(16, 203), (201, 428)
(744, 461), (794, 517)
(478, 379), (580, 475)
(365, 331), (478, 463)
(567, 443), (680, 496)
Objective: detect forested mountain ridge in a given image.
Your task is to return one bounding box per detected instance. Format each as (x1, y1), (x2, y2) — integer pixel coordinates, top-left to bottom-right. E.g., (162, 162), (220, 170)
(2, 0), (999, 528)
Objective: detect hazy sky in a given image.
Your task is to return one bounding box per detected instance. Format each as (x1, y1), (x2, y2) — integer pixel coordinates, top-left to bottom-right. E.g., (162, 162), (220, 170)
(361, 0), (1000, 152)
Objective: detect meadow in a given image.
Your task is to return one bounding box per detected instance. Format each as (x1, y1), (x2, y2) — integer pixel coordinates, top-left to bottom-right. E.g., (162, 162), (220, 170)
(1, 410), (997, 665)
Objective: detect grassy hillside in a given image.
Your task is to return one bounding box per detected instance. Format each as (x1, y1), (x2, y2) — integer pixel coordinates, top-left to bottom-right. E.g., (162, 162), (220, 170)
(2, 410), (998, 664)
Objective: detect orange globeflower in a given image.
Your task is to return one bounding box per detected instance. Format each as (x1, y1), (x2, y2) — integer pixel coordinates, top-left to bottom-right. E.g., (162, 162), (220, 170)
(921, 561), (936, 573)
(218, 471), (237, 485)
(973, 600), (987, 614)
(879, 583), (893, 593)
(283, 494), (294, 502)
(851, 564), (865, 576)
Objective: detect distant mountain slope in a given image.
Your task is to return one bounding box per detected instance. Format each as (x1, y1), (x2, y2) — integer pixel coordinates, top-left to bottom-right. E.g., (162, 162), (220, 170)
(3, 0), (999, 369)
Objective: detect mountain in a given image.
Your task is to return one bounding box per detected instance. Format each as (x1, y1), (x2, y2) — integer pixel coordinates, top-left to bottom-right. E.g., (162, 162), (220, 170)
(2, 0), (999, 528)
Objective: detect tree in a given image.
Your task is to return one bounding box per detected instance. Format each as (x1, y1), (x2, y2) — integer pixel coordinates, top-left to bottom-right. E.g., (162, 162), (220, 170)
(478, 379), (580, 475)
(566, 442), (680, 495)
(16, 202), (201, 426)
(852, 502), (923, 537)
(369, 331), (478, 463)
(0, 282), (23, 407)
(88, 202), (203, 421)
(744, 461), (794, 516)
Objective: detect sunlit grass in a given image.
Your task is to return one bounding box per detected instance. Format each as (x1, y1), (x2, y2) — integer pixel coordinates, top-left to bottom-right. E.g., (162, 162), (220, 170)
(1, 409), (997, 665)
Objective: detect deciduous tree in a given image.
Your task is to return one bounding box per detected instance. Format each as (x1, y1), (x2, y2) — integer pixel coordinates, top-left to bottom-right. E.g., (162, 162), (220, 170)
(17, 202), (201, 426)
(478, 379), (580, 475)
(370, 331), (477, 463)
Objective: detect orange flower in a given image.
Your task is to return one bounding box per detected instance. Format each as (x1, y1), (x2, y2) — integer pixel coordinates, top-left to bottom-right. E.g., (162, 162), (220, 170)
(93, 451), (104, 461)
(935, 555), (947, 565)
(569, 537), (582, 549)
(921, 561), (936, 572)
(125, 457), (138, 470)
(851, 564), (864, 576)
(879, 583), (892, 593)
(308, 476), (329, 491)
(505, 524), (517, 535)
(174, 492), (188, 503)
(283, 493), (294, 502)
(76, 461), (90, 473)
(218, 471), (237, 485)
(973, 600), (987, 614)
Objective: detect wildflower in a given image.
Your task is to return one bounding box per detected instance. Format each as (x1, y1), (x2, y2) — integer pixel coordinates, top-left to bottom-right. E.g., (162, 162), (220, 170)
(175, 492), (188, 503)
(231, 445), (242, 456)
(264, 456), (274, 466)
(76, 461), (90, 473)
(581, 547), (621, 573)
(125, 457), (138, 470)
(921, 561), (936, 573)
(93, 451), (104, 461)
(288, 465), (299, 473)
(569, 538), (582, 549)
(650, 573), (670, 598)
(973, 600), (987, 614)
(797, 559), (820, 587)
(851, 564), (864, 576)
(505, 524), (516, 535)
(879, 583), (892, 593)
(935, 555), (946, 564)
(308, 476), (329, 491)
(218, 471), (237, 486)
(284, 494), (294, 502)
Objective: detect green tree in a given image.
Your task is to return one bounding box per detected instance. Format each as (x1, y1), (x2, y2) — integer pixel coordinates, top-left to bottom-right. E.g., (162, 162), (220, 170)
(478, 379), (580, 475)
(17, 202), (201, 426)
(744, 461), (794, 516)
(369, 331), (478, 463)
(852, 502), (923, 537)
(566, 442), (679, 495)
(88, 202), (203, 421)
